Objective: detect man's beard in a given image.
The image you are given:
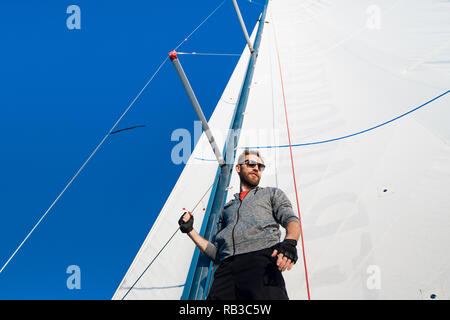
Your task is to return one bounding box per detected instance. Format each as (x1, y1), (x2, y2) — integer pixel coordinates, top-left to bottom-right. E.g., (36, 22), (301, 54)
(239, 171), (260, 189)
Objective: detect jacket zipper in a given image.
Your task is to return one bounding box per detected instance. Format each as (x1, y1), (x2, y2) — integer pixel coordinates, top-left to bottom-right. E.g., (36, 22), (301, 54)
(231, 199), (243, 256)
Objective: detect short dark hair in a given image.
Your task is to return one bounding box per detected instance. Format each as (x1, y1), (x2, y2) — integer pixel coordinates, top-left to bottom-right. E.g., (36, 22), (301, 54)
(237, 149), (264, 165)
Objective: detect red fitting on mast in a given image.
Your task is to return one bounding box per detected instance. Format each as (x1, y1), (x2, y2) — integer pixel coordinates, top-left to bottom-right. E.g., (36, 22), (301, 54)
(169, 50), (178, 61)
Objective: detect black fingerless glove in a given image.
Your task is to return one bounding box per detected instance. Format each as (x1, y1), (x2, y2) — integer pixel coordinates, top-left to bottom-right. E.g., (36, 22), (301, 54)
(178, 212), (193, 233)
(273, 239), (298, 263)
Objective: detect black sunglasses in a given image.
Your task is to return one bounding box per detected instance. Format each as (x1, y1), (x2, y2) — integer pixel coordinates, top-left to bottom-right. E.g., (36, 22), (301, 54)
(241, 159), (265, 172)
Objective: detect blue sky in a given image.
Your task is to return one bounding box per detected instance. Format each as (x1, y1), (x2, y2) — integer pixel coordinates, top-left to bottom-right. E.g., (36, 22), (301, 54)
(0, 0), (262, 299)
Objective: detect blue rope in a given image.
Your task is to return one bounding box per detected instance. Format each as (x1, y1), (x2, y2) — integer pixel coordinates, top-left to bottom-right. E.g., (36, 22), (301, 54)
(244, 89), (450, 149)
(193, 89), (449, 160)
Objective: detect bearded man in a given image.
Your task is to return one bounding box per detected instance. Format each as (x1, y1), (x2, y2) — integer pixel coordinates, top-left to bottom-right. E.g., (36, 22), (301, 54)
(179, 149), (301, 300)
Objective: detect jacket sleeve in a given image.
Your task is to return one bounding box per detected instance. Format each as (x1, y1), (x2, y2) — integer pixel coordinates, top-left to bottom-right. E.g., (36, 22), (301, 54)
(202, 211), (225, 261)
(271, 188), (300, 228)
(204, 242), (218, 261)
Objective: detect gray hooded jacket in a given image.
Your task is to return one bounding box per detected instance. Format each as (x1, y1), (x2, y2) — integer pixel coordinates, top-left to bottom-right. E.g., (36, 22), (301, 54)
(204, 186), (299, 262)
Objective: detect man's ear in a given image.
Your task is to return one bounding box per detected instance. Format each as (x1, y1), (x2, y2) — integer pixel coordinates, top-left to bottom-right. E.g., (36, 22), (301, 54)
(236, 164), (241, 173)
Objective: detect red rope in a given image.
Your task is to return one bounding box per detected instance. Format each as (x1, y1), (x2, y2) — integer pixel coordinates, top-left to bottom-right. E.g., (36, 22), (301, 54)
(272, 22), (311, 300)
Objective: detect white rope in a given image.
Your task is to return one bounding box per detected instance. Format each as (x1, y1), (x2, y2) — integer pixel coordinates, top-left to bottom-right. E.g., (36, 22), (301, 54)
(0, 0), (227, 276)
(0, 56), (168, 275)
(173, 0), (227, 51)
(178, 51), (241, 56)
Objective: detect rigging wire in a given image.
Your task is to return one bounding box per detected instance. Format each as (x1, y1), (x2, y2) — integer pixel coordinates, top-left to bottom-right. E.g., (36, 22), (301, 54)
(245, 0), (265, 6)
(120, 182), (214, 300)
(177, 52), (241, 56)
(173, 0), (227, 52)
(272, 14), (312, 300)
(0, 59), (168, 276)
(0, 0), (227, 276)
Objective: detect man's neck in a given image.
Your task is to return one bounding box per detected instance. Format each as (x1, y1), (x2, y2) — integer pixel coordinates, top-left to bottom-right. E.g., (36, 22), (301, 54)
(240, 183), (257, 192)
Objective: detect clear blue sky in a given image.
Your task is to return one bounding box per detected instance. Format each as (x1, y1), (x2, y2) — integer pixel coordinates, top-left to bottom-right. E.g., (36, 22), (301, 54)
(0, 0), (262, 299)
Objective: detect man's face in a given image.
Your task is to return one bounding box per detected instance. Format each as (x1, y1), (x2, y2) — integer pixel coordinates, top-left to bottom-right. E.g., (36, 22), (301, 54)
(236, 154), (263, 188)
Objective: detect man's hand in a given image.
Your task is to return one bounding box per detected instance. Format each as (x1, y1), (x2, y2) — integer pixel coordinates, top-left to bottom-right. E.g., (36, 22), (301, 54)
(271, 239), (298, 272)
(178, 212), (194, 233)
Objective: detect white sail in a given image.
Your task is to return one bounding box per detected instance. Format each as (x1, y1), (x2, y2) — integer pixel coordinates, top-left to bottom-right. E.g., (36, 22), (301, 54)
(115, 0), (450, 300)
(112, 24), (260, 300)
(227, 0), (450, 299)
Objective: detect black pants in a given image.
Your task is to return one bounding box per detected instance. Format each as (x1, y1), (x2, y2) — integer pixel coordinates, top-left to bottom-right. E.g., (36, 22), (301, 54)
(206, 248), (289, 300)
